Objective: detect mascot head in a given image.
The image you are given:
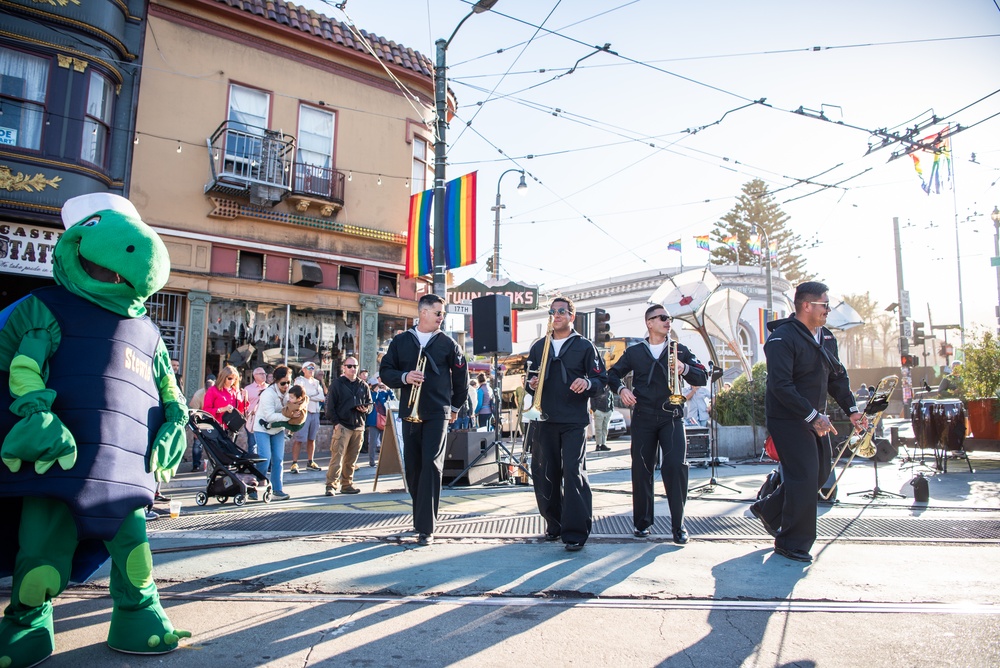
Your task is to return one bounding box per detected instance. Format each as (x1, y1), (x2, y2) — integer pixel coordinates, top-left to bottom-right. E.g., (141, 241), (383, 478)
(54, 193), (170, 318)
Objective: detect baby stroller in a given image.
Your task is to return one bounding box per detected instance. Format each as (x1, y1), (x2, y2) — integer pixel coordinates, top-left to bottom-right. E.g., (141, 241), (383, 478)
(188, 410), (272, 506)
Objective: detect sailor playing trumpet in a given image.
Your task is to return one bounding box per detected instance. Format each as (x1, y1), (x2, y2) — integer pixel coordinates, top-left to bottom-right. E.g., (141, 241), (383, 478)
(607, 305), (707, 545)
(380, 294), (468, 546)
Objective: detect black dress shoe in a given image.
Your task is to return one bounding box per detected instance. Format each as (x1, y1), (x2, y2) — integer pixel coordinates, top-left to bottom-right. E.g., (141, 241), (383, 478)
(750, 503), (778, 538)
(417, 533), (434, 546)
(544, 532), (560, 541)
(672, 528), (689, 545)
(596, 445), (611, 452)
(774, 546), (813, 563)
(633, 528), (650, 538)
(564, 542), (584, 552)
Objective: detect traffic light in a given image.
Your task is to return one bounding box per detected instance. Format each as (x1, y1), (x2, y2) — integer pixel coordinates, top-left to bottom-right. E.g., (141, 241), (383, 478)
(594, 308), (612, 345)
(912, 321), (926, 346)
(901, 354), (918, 368)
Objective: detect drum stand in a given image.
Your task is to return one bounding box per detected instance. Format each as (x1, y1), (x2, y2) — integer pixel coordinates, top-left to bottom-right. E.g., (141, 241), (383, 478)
(847, 453), (904, 500)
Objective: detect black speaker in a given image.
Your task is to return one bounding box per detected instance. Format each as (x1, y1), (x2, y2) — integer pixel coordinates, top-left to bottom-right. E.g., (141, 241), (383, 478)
(442, 431), (499, 485)
(472, 294), (512, 355)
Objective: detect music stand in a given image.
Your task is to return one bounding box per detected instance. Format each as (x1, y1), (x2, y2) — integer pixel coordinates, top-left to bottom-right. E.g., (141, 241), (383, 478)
(689, 364), (738, 495)
(447, 354), (529, 488)
(847, 444), (904, 499)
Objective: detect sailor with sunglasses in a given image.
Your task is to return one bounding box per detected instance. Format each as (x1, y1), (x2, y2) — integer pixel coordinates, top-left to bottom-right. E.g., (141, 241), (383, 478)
(607, 304), (707, 544)
(380, 294), (468, 546)
(750, 281), (862, 563)
(525, 297), (608, 552)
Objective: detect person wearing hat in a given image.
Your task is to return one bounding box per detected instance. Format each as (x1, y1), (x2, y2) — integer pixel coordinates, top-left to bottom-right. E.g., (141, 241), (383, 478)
(289, 362), (326, 473)
(243, 367), (269, 454)
(938, 362), (963, 398)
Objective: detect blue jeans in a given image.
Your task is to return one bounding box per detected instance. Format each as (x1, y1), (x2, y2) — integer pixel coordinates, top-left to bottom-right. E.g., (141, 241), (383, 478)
(254, 430), (286, 494)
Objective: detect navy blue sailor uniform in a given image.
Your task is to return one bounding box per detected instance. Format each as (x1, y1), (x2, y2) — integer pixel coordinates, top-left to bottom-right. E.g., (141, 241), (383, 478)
(755, 316), (858, 555)
(607, 339), (706, 534)
(379, 328), (468, 536)
(524, 331), (607, 546)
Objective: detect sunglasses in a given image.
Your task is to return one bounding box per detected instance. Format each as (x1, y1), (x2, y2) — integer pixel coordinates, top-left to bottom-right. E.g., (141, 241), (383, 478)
(344, 364), (358, 369)
(808, 301), (832, 311)
(647, 314), (672, 322)
(278, 381), (290, 387)
(548, 307), (572, 316)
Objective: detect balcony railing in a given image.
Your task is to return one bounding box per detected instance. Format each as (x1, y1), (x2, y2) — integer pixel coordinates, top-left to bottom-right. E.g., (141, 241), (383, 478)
(291, 162), (346, 206)
(205, 121), (295, 206)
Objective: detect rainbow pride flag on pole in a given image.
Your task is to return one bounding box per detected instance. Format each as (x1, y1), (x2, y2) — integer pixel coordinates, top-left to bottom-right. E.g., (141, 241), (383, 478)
(444, 171), (477, 270)
(695, 235), (710, 251)
(768, 239), (778, 260)
(405, 189), (433, 278)
(668, 239), (682, 252)
(724, 234), (738, 250)
(910, 127), (952, 195)
(749, 234), (761, 256)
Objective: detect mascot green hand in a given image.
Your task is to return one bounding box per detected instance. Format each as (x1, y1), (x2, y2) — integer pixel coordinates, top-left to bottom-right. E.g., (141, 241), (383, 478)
(0, 193), (192, 668)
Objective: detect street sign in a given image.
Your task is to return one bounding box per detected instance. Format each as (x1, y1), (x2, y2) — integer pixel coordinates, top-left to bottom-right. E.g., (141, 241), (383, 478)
(900, 290), (910, 319)
(446, 303), (472, 315)
(901, 321), (912, 338)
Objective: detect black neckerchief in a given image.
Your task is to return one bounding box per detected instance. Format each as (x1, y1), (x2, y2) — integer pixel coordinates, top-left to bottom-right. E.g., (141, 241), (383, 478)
(641, 338), (672, 387)
(789, 319), (845, 379)
(408, 328), (442, 375)
(545, 331), (581, 384)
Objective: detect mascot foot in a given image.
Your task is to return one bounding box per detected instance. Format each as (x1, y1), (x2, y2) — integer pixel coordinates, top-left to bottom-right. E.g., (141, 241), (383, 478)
(0, 603), (55, 668)
(107, 603), (190, 655)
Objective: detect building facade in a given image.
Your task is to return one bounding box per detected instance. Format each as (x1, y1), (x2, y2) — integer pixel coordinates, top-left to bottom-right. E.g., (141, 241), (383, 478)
(136, 0), (441, 396)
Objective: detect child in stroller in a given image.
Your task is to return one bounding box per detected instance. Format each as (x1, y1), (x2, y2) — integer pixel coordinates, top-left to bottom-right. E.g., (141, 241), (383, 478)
(188, 409), (272, 506)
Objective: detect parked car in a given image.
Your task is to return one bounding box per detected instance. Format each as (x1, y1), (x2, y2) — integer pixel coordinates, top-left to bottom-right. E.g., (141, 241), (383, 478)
(608, 410), (628, 439)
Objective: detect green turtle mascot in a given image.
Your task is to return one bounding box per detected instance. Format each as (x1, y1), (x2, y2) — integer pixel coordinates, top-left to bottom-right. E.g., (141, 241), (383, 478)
(0, 193), (191, 667)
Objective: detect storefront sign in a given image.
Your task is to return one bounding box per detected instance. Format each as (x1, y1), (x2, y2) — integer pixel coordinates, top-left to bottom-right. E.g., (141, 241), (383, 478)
(0, 223), (62, 277)
(0, 127), (17, 146)
(448, 278), (539, 311)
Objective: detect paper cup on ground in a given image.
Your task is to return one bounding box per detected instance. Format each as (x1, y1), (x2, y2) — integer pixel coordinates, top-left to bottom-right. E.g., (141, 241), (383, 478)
(169, 500), (182, 518)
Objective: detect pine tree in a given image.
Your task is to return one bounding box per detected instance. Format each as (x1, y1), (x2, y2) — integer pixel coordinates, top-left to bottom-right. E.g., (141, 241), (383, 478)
(709, 179), (812, 284)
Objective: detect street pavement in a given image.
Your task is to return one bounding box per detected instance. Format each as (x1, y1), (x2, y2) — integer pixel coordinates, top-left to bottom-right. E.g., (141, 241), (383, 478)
(4, 424), (1000, 667)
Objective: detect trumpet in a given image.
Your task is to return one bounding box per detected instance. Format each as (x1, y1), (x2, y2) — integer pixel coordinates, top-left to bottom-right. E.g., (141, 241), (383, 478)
(405, 353), (427, 423)
(819, 375), (898, 500)
(523, 316), (554, 421)
(666, 340), (685, 407)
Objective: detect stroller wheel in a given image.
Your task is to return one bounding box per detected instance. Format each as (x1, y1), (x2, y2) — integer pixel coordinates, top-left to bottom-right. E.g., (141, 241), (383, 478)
(195, 492), (208, 506)
(216, 495), (228, 505)
(262, 488), (273, 503)
(234, 493), (247, 507)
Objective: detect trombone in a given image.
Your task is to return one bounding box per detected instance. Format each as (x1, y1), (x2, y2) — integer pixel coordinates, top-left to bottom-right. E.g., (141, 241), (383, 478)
(523, 315), (554, 422)
(819, 375), (898, 500)
(405, 353), (427, 423)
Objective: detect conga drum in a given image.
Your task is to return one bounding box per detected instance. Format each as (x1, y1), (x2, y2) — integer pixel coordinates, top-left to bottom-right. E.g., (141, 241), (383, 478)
(912, 399), (941, 454)
(934, 398), (967, 472)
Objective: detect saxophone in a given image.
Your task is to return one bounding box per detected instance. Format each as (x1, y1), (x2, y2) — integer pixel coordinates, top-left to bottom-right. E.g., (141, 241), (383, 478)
(523, 315), (554, 421)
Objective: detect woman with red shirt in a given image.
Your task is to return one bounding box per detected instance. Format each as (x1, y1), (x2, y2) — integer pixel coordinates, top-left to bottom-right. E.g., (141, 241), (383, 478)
(203, 365), (249, 435)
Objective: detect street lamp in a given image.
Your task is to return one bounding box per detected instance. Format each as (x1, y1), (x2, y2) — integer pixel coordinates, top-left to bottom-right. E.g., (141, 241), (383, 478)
(751, 224), (773, 312)
(433, 0), (500, 297)
(992, 206), (1000, 335)
(490, 169), (527, 281)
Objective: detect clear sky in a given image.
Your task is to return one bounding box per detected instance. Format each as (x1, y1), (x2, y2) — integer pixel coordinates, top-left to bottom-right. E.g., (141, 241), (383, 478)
(303, 0), (1000, 335)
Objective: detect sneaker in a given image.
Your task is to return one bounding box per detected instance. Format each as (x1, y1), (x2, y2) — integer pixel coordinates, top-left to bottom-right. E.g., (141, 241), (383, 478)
(325, 486), (336, 497)
(248, 489), (258, 501)
(154, 493), (171, 503)
(289, 462), (300, 474)
(307, 460), (321, 471)
(272, 492), (290, 501)
(145, 510), (159, 521)
(340, 485), (361, 495)
(417, 533), (433, 546)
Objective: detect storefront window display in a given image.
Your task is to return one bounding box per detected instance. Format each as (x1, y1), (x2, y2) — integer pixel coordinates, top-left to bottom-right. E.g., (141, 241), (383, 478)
(207, 299), (360, 385)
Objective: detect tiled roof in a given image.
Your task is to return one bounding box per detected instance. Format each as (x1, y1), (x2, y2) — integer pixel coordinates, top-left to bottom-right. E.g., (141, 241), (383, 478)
(212, 0), (433, 79)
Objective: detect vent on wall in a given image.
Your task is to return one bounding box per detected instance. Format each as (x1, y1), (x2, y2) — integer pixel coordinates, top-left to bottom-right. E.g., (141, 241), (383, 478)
(292, 259), (323, 287)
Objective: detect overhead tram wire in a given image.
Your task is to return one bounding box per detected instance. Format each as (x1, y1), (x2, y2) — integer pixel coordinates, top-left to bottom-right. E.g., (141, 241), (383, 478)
(447, 0), (563, 155)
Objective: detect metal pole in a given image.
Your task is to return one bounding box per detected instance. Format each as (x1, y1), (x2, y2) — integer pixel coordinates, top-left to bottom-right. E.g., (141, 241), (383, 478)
(993, 206), (1000, 336)
(432, 38), (448, 297)
(490, 169), (524, 282)
(751, 224), (773, 311)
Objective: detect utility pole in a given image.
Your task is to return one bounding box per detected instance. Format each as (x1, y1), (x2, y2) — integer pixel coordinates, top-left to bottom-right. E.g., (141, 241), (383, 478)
(893, 216), (913, 415)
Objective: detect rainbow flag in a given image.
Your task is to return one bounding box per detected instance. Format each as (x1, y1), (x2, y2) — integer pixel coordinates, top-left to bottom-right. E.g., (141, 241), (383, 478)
(749, 234), (761, 256)
(405, 189), (433, 278)
(768, 239), (777, 260)
(695, 235), (710, 251)
(911, 127), (952, 195)
(759, 308), (777, 343)
(444, 171), (477, 269)
(724, 234), (738, 250)
(668, 239), (681, 252)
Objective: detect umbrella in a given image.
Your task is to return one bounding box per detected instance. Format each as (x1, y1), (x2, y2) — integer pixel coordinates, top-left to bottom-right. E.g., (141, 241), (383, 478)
(825, 295), (865, 331)
(647, 266), (720, 326)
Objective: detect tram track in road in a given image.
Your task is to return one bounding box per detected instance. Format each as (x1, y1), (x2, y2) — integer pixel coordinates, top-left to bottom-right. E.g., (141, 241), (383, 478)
(48, 588), (1000, 616)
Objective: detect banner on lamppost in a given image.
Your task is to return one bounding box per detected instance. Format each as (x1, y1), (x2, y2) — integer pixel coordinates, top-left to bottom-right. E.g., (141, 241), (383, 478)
(447, 278), (539, 311)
